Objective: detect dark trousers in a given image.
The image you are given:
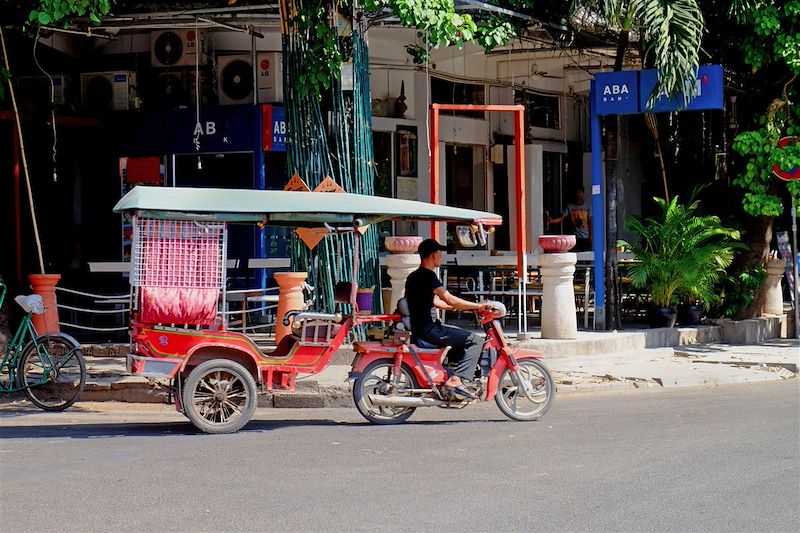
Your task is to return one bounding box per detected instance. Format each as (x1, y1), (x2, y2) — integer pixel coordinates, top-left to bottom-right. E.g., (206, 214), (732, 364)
(417, 322), (482, 380)
(575, 237), (591, 252)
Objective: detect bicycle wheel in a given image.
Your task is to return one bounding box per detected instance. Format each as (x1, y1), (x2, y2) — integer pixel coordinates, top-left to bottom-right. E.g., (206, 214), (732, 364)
(19, 334), (86, 411)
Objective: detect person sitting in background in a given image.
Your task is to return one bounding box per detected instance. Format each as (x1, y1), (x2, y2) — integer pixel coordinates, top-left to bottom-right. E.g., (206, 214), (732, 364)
(547, 185), (592, 252)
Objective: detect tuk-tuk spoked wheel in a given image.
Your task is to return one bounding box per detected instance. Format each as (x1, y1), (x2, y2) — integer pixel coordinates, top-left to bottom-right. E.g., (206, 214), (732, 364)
(182, 359), (257, 434)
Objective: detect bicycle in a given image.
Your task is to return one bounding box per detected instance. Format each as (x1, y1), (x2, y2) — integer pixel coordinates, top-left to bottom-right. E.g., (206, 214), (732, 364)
(0, 281), (86, 410)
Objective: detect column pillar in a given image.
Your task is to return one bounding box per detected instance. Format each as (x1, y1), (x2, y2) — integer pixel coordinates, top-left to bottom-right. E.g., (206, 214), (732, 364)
(385, 237), (422, 313)
(540, 253), (578, 339)
(762, 259), (786, 316)
(274, 272), (308, 342)
(28, 274), (61, 334)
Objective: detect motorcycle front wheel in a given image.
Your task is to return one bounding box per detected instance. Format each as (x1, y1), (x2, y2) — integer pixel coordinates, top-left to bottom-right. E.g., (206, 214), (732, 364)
(495, 359), (554, 421)
(353, 359), (418, 425)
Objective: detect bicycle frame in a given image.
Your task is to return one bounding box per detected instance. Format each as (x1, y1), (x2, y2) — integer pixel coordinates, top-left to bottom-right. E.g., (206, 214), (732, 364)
(0, 282), (62, 393)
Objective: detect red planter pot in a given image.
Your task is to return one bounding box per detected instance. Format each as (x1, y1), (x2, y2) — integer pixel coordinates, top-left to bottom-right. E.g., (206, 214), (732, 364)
(539, 235), (576, 253)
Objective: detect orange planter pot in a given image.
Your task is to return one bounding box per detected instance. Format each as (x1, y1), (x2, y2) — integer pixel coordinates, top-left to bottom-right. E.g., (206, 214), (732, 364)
(274, 272), (308, 343)
(28, 273), (61, 334)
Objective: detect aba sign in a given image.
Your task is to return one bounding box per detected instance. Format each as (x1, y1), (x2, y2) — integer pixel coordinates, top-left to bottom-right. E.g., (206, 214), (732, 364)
(261, 104), (287, 152)
(594, 65), (723, 116)
(639, 65), (723, 113)
(594, 70), (639, 115)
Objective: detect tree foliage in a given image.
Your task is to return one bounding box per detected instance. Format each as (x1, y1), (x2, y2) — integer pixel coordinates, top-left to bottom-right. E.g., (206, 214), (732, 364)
(731, 0), (800, 215)
(28, 0), (113, 27)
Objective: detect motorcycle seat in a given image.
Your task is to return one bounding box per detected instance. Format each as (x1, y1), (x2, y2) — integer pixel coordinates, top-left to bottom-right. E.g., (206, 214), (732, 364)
(414, 338), (437, 349)
(396, 297), (446, 352)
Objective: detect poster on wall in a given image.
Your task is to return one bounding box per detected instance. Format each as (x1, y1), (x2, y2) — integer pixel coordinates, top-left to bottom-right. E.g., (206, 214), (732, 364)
(120, 156), (166, 261)
(396, 125), (418, 177)
(776, 231), (797, 302)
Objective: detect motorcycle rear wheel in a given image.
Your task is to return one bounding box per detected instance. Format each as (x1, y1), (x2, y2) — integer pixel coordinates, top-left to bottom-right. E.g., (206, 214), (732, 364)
(353, 359), (418, 425)
(495, 359), (554, 421)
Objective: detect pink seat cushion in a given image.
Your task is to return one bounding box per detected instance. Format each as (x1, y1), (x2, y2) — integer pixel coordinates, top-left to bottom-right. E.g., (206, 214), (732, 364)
(140, 287), (219, 325)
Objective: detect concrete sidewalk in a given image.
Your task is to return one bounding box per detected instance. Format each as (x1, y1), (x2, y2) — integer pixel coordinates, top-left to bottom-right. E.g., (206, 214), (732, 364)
(46, 338), (795, 408)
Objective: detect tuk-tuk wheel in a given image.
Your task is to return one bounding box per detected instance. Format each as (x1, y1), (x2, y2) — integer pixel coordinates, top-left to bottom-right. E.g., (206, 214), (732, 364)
(182, 359), (257, 434)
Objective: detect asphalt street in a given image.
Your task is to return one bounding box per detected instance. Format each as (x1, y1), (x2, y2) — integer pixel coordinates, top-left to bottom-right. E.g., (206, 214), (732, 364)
(1, 381), (798, 532)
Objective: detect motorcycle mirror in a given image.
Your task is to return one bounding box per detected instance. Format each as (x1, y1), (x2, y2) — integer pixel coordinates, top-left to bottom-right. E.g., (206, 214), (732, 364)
(456, 225), (478, 247)
(476, 224), (488, 247)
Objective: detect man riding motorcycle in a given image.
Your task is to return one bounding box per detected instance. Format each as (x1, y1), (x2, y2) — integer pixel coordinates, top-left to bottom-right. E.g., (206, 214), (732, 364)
(404, 239), (491, 400)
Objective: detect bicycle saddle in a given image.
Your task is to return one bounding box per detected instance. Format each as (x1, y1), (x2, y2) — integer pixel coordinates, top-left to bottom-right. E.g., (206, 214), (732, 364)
(15, 294), (45, 315)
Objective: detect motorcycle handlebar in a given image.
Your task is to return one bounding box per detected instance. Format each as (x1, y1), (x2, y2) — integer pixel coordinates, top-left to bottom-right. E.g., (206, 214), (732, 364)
(477, 300), (507, 318)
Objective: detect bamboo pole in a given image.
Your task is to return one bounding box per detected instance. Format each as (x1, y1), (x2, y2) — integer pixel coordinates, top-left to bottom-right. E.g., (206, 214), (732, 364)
(645, 112), (670, 201)
(0, 27), (45, 274)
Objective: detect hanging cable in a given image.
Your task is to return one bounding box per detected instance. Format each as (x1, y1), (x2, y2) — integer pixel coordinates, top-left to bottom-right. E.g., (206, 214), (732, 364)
(194, 17), (202, 170)
(33, 27), (58, 183)
(425, 29), (430, 162)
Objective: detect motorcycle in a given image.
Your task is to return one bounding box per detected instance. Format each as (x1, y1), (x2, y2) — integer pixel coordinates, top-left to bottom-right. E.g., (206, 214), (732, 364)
(350, 300), (555, 424)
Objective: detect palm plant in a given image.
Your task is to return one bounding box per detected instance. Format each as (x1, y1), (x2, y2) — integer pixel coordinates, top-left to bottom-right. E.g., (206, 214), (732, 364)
(619, 195), (743, 309)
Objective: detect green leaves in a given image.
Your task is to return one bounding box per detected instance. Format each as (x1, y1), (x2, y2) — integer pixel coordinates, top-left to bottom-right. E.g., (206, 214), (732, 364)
(475, 14), (517, 51)
(0, 67), (11, 101)
(28, 0), (114, 28)
(631, 0), (706, 106)
(290, 3), (342, 98)
(733, 102), (800, 214)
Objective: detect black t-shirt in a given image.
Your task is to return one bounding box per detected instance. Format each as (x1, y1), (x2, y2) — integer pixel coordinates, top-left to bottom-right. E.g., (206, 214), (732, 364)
(404, 267), (443, 334)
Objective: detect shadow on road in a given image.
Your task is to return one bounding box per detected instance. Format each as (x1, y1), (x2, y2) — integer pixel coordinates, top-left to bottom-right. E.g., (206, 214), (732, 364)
(0, 414), (516, 439)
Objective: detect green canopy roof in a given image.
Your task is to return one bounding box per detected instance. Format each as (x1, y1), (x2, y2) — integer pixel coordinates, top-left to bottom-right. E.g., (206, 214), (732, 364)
(113, 186), (502, 226)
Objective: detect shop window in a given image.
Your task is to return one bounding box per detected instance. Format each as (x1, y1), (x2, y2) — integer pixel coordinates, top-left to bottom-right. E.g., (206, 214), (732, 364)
(431, 77), (486, 119)
(516, 90), (560, 130)
(373, 131), (395, 239)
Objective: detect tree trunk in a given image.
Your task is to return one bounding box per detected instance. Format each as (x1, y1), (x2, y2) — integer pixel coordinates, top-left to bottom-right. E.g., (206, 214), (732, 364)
(604, 121), (622, 330)
(735, 215), (774, 319)
(603, 30), (629, 330)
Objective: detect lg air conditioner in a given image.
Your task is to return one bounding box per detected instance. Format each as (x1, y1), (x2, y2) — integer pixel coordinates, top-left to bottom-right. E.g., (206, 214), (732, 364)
(217, 52), (282, 105)
(151, 29), (206, 68)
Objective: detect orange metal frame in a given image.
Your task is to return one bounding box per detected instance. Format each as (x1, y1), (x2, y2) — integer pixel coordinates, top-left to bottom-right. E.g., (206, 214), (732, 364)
(428, 103), (527, 275)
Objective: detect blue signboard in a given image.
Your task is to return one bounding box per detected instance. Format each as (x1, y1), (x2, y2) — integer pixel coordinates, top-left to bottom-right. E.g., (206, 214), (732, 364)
(115, 104), (263, 156)
(594, 71), (639, 116)
(639, 65), (723, 112)
(270, 106), (287, 152)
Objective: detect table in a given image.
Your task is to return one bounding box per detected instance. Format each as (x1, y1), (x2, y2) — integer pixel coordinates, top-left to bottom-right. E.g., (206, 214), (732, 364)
(226, 290), (279, 332)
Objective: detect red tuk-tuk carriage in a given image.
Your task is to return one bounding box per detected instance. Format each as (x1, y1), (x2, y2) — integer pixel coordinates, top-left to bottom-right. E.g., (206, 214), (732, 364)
(114, 186), (554, 433)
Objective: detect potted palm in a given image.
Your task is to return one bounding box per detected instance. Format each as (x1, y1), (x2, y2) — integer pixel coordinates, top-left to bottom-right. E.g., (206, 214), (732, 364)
(619, 195), (742, 328)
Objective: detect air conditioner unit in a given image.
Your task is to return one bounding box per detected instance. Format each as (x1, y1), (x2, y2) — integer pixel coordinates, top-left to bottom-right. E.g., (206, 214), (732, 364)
(217, 52), (283, 106)
(152, 70), (197, 109)
(81, 71), (137, 111)
(217, 55), (254, 105)
(18, 74), (73, 107)
(151, 29), (206, 68)
(255, 52), (282, 104)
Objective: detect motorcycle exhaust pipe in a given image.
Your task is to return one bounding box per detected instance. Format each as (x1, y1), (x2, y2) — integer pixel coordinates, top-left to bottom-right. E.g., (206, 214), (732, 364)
(367, 394), (448, 408)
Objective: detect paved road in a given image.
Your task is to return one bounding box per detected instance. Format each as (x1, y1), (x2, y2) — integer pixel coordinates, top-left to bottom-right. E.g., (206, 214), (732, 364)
(1, 382), (798, 532)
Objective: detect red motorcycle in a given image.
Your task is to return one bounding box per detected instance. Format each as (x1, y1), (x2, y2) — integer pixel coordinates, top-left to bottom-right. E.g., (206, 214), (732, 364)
(350, 300), (555, 424)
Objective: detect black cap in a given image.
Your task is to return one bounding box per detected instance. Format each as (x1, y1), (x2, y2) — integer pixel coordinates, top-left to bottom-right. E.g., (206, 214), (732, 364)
(418, 238), (447, 259)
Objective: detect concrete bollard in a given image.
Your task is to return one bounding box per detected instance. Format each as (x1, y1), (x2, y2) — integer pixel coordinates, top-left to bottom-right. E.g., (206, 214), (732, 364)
(762, 259), (786, 316)
(384, 236), (422, 313)
(540, 253), (578, 339)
